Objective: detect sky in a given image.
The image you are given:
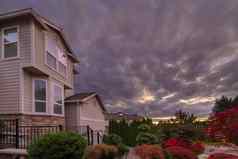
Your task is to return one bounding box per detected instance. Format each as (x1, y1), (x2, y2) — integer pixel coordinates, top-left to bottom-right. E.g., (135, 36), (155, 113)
(1, 0), (238, 117)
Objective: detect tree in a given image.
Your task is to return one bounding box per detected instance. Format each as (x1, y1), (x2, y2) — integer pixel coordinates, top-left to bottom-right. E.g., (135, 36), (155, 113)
(173, 110), (197, 124)
(212, 96), (237, 113)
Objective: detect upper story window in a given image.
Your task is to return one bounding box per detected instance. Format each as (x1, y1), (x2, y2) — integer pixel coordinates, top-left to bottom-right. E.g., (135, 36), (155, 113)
(45, 33), (67, 76)
(58, 49), (67, 76)
(53, 84), (64, 115)
(34, 79), (47, 113)
(2, 27), (18, 59)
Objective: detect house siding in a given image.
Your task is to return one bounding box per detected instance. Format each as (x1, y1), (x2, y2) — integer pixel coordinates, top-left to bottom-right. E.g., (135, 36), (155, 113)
(23, 71), (33, 113)
(33, 22), (74, 89)
(0, 60), (20, 113)
(65, 103), (78, 131)
(22, 20), (75, 115)
(0, 18), (32, 114)
(79, 97), (108, 132)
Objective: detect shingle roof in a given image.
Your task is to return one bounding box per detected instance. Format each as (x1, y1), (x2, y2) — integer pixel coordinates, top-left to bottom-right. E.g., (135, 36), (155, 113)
(65, 92), (96, 101)
(65, 92), (107, 112)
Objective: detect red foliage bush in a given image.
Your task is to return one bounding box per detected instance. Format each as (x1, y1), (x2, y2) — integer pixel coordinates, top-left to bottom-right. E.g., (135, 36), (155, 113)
(206, 106), (238, 144)
(134, 144), (165, 159)
(163, 138), (205, 155)
(162, 138), (192, 149)
(165, 146), (197, 159)
(208, 153), (238, 159)
(191, 142), (205, 155)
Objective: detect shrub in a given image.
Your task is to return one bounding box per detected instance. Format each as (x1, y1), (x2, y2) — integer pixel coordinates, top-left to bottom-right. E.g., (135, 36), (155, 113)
(103, 134), (129, 156)
(84, 144), (118, 159)
(134, 144), (165, 159)
(28, 132), (87, 159)
(162, 138), (191, 149)
(165, 146), (197, 159)
(136, 132), (158, 145)
(191, 142), (205, 155)
(206, 106), (238, 145)
(117, 143), (129, 157)
(103, 134), (122, 145)
(208, 153), (238, 159)
(138, 124), (151, 132)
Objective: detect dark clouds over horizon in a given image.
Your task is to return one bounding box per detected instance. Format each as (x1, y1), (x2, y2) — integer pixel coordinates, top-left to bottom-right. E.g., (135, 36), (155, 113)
(1, 0), (238, 117)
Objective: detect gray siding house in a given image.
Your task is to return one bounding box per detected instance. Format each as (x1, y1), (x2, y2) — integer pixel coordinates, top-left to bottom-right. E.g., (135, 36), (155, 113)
(0, 8), (108, 132)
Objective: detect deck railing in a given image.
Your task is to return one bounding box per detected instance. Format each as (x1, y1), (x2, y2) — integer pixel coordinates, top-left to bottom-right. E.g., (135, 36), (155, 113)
(0, 119), (62, 149)
(67, 125), (104, 145)
(0, 119), (103, 149)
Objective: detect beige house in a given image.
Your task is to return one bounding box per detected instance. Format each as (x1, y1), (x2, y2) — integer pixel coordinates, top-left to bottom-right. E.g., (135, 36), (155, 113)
(65, 92), (108, 133)
(0, 8), (108, 132)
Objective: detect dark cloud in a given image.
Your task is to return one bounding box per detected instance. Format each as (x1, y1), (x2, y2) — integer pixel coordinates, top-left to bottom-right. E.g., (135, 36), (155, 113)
(1, 0), (238, 116)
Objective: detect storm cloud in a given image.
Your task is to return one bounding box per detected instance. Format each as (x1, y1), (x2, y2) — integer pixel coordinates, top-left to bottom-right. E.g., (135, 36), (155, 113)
(1, 0), (238, 117)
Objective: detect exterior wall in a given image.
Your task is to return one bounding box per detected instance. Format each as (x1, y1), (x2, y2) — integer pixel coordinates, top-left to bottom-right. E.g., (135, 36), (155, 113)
(0, 114), (64, 126)
(65, 103), (79, 131)
(23, 73), (67, 117)
(0, 17), (32, 114)
(79, 97), (108, 132)
(23, 71), (33, 113)
(0, 15), (75, 126)
(20, 114), (65, 126)
(33, 22), (74, 89)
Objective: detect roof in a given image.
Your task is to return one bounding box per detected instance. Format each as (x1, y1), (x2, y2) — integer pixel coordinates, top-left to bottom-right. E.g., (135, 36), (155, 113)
(0, 8), (79, 63)
(65, 92), (95, 101)
(65, 93), (107, 112)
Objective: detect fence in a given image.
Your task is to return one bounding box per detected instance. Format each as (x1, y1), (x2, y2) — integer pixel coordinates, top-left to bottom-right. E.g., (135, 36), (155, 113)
(0, 119), (62, 149)
(68, 125), (104, 145)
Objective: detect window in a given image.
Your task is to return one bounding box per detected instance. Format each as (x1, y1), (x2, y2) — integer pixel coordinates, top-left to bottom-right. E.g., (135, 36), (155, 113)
(53, 85), (63, 114)
(3, 27), (18, 58)
(58, 49), (67, 76)
(46, 52), (57, 69)
(45, 33), (67, 75)
(59, 61), (66, 76)
(46, 34), (57, 70)
(34, 80), (47, 113)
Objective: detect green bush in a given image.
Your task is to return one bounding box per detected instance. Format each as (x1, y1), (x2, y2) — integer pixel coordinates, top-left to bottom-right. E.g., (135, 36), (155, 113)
(28, 132), (87, 159)
(103, 134), (122, 145)
(117, 143), (130, 156)
(138, 124), (151, 132)
(136, 132), (158, 145)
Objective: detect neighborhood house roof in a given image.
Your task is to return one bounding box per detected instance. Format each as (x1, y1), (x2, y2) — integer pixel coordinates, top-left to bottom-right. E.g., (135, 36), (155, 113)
(0, 8), (79, 63)
(65, 93), (107, 112)
(65, 92), (95, 101)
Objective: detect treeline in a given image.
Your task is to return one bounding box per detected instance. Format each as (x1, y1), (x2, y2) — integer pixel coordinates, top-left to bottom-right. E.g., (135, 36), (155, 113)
(108, 111), (208, 146)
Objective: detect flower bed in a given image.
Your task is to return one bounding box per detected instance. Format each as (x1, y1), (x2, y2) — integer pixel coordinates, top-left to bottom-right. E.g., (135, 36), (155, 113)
(163, 138), (205, 155)
(165, 146), (198, 159)
(208, 153), (238, 159)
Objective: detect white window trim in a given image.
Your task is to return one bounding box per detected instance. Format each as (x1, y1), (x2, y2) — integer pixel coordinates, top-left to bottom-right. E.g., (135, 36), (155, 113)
(1, 25), (20, 60)
(52, 82), (65, 116)
(32, 79), (48, 115)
